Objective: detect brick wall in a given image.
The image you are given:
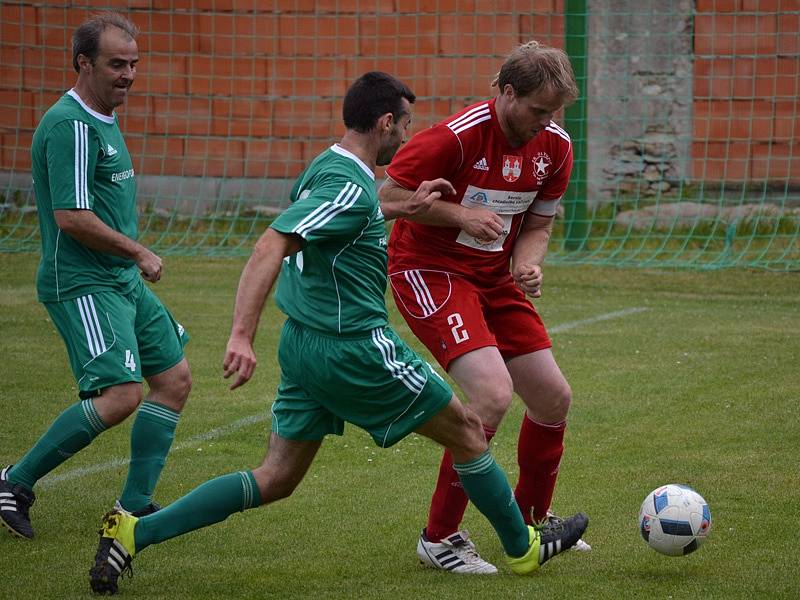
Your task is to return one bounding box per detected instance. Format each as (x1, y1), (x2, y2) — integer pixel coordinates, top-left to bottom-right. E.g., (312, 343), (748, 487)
(0, 1), (564, 179)
(693, 0), (799, 182)
(1, 2), (797, 183)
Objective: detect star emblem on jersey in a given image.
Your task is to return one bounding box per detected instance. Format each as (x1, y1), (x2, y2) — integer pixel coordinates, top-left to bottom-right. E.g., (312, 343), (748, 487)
(502, 155), (522, 182)
(533, 152), (551, 179)
(472, 157), (489, 171)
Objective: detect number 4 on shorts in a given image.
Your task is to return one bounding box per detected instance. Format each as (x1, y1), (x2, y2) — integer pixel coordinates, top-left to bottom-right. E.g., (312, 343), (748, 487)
(124, 349), (137, 372)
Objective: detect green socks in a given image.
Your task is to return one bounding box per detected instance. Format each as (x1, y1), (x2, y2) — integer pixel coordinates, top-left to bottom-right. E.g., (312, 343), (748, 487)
(134, 471), (261, 552)
(8, 399), (107, 489)
(118, 402), (181, 513)
(453, 450), (530, 557)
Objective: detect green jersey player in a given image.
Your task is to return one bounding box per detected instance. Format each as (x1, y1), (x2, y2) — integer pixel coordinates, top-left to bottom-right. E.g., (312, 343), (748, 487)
(0, 13), (191, 541)
(89, 71), (587, 594)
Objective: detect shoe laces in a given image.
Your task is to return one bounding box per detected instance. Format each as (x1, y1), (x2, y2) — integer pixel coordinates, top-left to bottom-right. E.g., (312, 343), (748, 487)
(445, 532), (483, 563)
(534, 515), (566, 539)
(9, 483), (35, 518)
(119, 561), (134, 581)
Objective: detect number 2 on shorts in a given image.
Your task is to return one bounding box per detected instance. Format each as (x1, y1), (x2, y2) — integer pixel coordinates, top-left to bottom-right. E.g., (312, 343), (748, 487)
(447, 313), (470, 344)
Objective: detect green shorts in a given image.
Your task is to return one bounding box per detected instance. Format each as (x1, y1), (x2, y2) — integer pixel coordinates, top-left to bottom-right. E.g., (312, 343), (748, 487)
(271, 319), (453, 448)
(44, 279), (189, 399)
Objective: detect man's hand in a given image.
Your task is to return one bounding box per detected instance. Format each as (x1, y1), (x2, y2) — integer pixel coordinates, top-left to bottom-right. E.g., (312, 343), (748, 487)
(222, 335), (257, 390)
(512, 263), (543, 298)
(404, 178), (456, 216)
(460, 208), (505, 242)
(135, 247), (163, 282)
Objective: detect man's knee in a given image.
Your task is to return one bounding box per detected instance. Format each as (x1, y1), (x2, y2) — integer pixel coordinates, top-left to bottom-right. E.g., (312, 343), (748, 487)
(446, 406), (489, 461)
(168, 362), (192, 406)
(542, 380), (572, 422)
(148, 360), (192, 410)
(469, 372), (514, 421)
(94, 383), (142, 426)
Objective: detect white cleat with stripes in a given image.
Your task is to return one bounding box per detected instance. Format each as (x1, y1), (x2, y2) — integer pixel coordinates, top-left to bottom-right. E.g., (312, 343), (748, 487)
(417, 529), (498, 574)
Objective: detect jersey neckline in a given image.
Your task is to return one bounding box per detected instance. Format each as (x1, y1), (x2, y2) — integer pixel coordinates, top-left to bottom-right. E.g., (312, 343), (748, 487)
(66, 89), (116, 124)
(330, 144), (375, 181)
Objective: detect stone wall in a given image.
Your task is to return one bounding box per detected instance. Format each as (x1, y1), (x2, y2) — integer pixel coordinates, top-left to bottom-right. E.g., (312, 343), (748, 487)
(587, 0), (694, 202)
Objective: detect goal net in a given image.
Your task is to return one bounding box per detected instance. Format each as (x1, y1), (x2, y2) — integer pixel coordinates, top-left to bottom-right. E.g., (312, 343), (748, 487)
(1, 1), (797, 270)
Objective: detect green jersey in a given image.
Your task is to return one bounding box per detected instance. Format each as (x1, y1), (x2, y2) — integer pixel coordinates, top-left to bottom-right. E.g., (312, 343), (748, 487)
(32, 90), (139, 302)
(272, 144), (389, 334)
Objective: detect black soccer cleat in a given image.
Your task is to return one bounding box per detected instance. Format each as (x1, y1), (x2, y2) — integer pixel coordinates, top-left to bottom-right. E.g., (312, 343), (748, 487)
(541, 511), (592, 552)
(0, 465), (36, 539)
(89, 510), (138, 595)
(536, 512), (590, 565)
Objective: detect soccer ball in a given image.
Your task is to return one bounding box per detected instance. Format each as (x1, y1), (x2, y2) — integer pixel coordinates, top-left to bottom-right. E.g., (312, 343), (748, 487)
(639, 484), (711, 556)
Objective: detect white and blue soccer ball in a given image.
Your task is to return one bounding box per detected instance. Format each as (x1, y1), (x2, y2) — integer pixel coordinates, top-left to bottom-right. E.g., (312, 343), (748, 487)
(639, 484), (711, 556)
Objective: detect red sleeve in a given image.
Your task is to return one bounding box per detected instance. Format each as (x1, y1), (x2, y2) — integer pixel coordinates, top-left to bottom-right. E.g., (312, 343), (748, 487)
(537, 135), (573, 201)
(385, 124), (463, 190)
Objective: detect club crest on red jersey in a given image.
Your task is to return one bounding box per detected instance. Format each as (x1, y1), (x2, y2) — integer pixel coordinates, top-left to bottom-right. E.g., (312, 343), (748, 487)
(532, 152), (552, 180)
(502, 155), (522, 182)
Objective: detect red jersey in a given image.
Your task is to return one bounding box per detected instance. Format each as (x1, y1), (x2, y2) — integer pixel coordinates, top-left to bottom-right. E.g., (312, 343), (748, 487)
(387, 98), (572, 281)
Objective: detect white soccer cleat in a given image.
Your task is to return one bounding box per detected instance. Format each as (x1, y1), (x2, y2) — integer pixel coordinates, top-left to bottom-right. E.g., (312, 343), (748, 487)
(572, 537), (593, 552)
(417, 529), (498, 574)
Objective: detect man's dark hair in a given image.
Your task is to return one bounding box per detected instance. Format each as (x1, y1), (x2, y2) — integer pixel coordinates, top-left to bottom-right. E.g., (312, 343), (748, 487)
(72, 12), (139, 73)
(342, 71), (416, 133)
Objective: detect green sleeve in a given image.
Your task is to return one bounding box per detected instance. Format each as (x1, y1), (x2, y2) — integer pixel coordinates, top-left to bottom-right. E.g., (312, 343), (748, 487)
(46, 119), (101, 211)
(271, 175), (371, 243)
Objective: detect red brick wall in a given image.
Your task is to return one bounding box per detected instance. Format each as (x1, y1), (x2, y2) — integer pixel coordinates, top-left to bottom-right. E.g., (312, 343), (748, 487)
(693, 0), (800, 182)
(1, 2), (797, 183)
(0, 1), (564, 178)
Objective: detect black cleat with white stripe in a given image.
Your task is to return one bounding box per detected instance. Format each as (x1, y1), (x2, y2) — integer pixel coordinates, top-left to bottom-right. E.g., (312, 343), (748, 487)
(89, 511), (136, 595)
(536, 512), (589, 566)
(0, 465), (35, 540)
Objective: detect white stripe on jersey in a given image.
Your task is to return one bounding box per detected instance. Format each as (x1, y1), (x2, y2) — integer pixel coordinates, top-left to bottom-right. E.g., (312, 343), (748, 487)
(447, 103), (490, 131)
(371, 329), (426, 394)
(292, 182), (363, 238)
(545, 123), (571, 144)
(451, 113), (492, 135)
(76, 295), (107, 357)
(448, 104), (492, 136)
(73, 121), (89, 209)
(404, 270), (437, 317)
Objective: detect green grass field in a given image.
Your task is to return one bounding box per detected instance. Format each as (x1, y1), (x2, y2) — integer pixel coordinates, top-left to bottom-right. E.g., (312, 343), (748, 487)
(1, 253), (798, 599)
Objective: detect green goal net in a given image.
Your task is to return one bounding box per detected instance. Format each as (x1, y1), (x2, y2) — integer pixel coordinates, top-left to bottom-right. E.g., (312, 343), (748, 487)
(1, 1), (798, 270)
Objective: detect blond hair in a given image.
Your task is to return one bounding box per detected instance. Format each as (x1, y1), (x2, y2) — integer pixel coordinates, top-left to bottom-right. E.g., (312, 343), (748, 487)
(491, 40), (579, 105)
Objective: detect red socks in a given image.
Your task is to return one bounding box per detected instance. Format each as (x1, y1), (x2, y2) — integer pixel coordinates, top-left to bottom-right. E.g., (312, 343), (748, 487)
(425, 426), (496, 542)
(425, 416), (566, 538)
(514, 414), (566, 524)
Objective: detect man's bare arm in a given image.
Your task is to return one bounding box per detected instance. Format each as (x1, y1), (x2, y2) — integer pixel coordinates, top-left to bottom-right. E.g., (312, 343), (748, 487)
(510, 213), (555, 298)
(54, 208), (162, 282)
(222, 228), (302, 390)
(379, 178), (504, 241)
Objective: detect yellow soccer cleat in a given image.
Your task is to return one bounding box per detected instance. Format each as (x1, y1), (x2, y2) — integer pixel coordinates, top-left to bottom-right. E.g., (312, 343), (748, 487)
(89, 510), (138, 595)
(506, 512), (589, 575)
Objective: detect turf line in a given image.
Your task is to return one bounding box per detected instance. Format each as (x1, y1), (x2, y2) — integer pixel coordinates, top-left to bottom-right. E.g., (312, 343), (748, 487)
(40, 307), (648, 488)
(549, 306), (649, 334)
(39, 414), (267, 488)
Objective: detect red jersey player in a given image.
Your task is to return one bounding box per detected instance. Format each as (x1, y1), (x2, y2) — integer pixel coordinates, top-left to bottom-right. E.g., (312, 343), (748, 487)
(380, 40), (591, 574)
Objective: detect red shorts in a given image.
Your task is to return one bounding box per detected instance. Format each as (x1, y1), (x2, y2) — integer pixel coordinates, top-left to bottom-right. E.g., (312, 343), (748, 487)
(389, 268), (552, 371)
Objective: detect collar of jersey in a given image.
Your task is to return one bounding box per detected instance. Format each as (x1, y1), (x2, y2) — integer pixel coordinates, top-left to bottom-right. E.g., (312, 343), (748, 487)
(67, 89), (116, 124)
(330, 144), (375, 181)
